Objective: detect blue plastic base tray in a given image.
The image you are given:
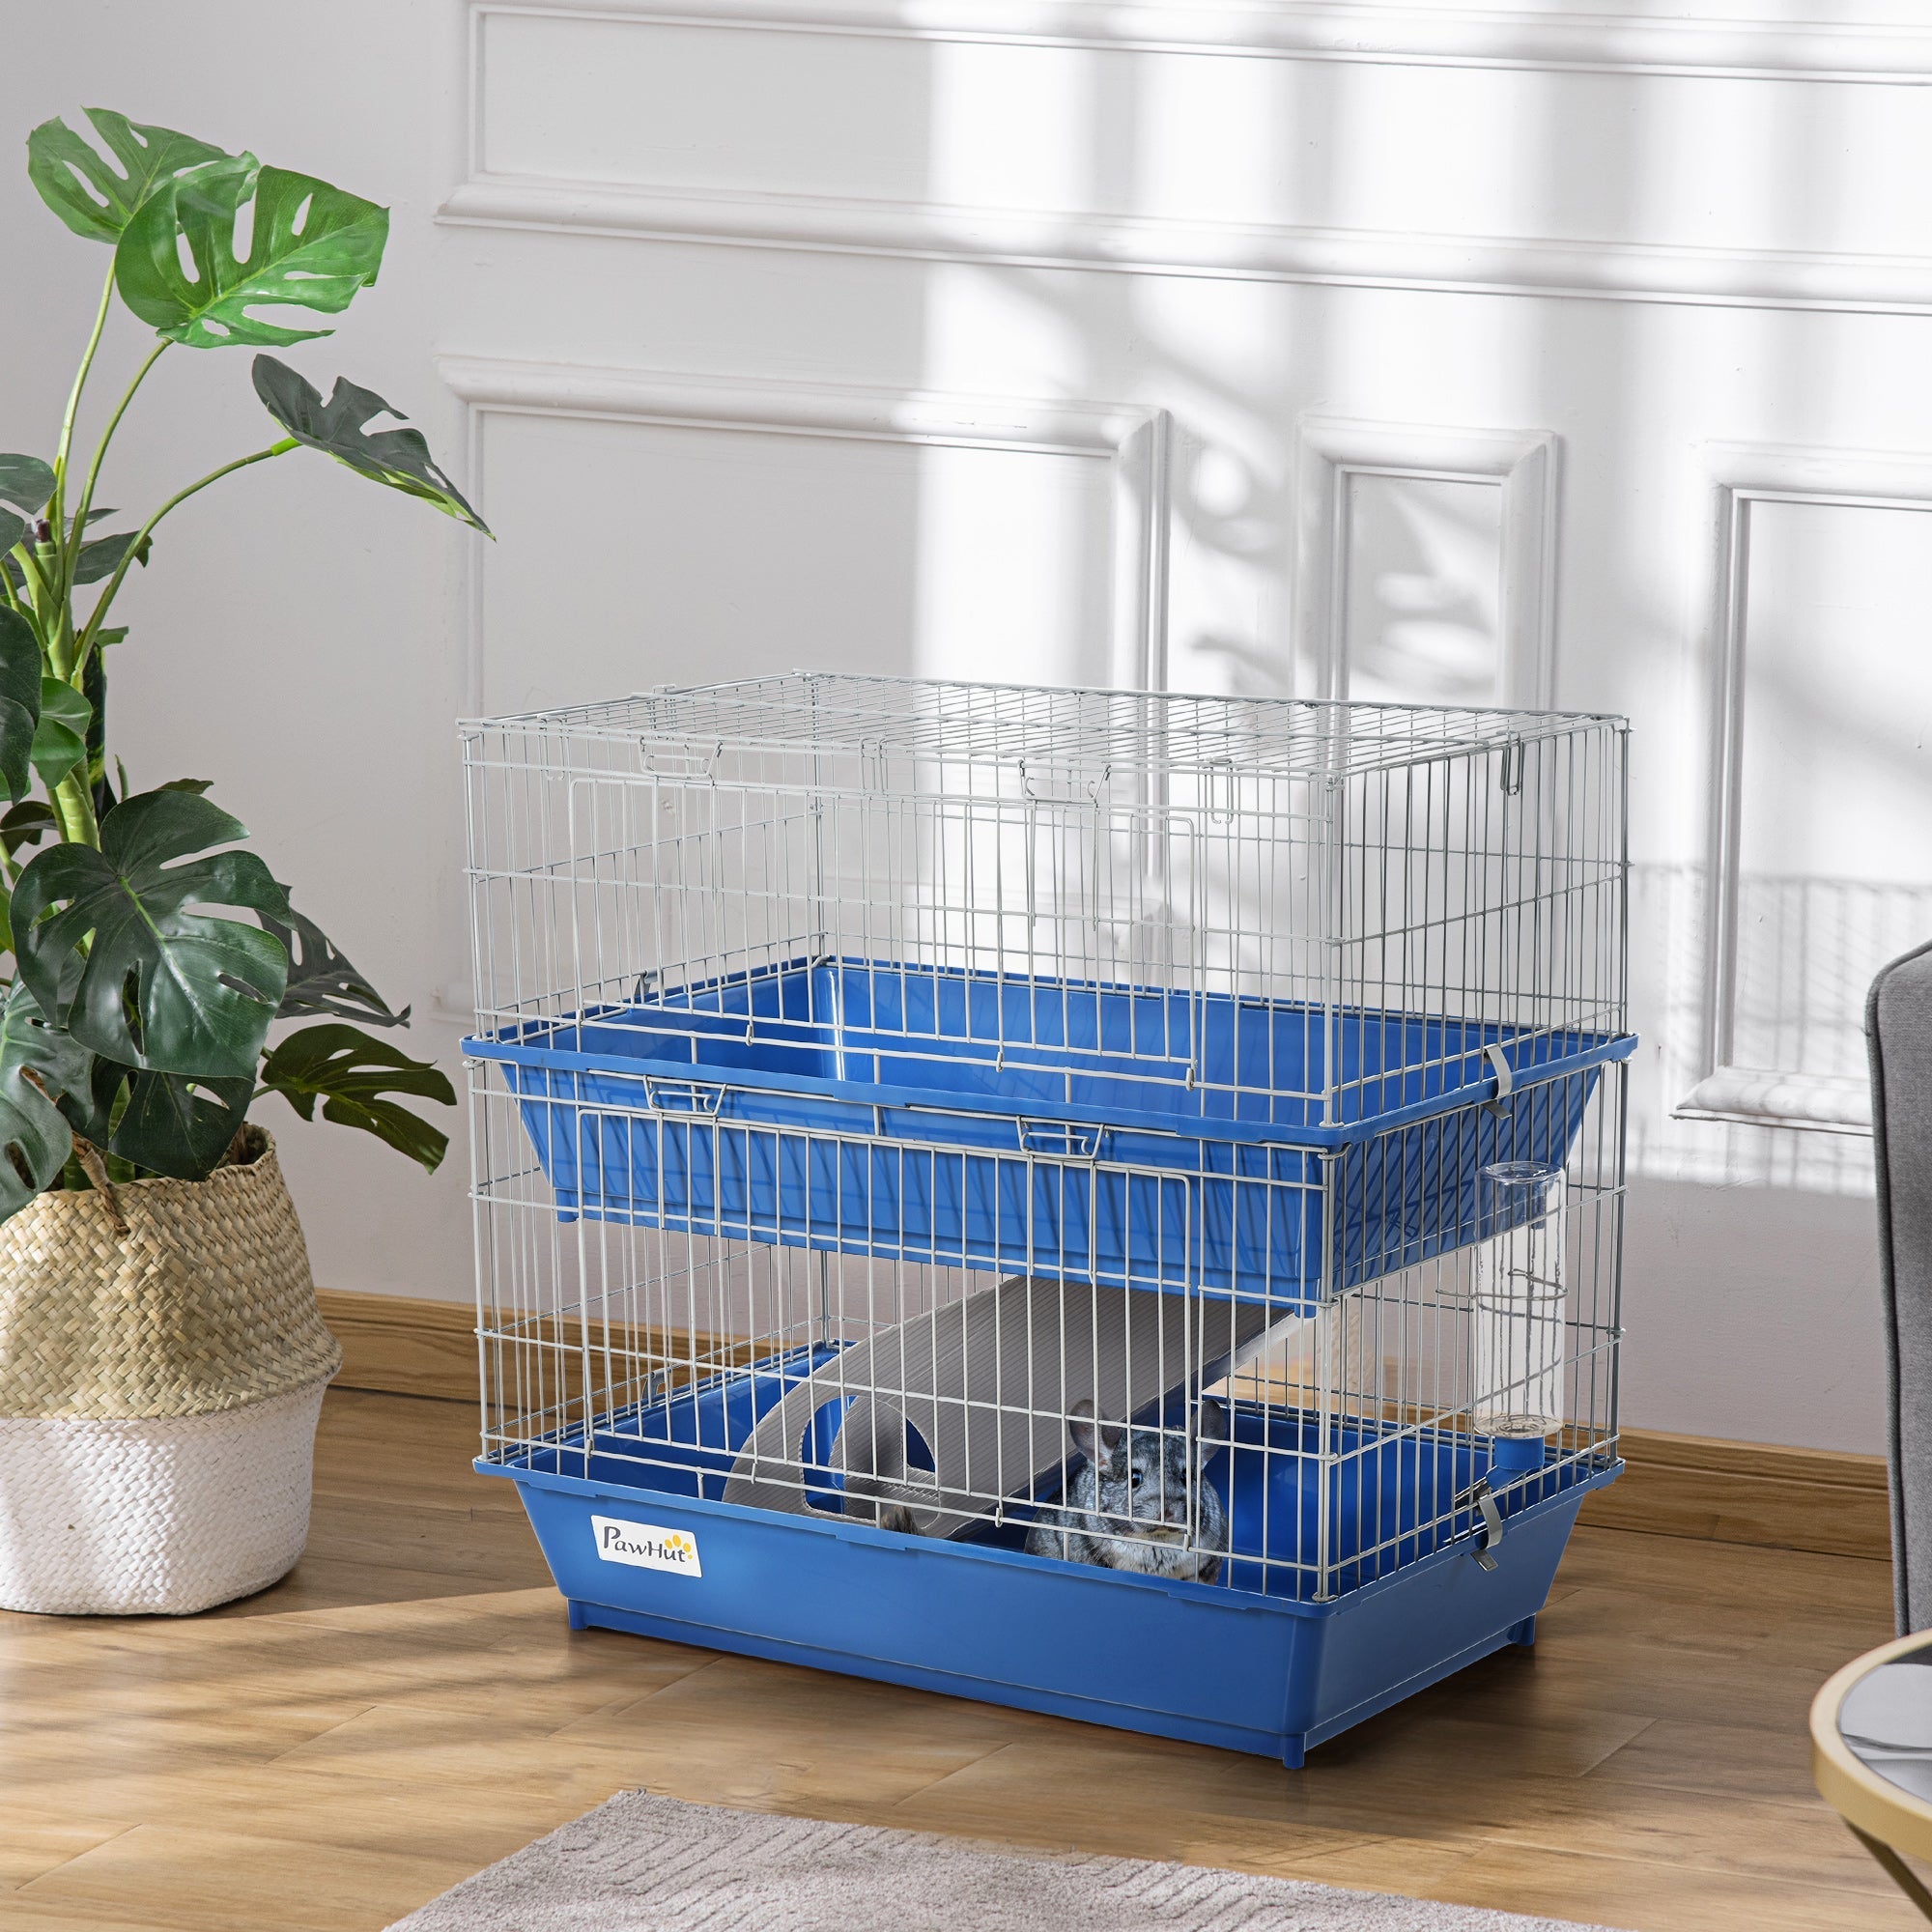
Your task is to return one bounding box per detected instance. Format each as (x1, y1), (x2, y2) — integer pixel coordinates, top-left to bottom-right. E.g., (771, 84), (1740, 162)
(468, 958), (1634, 1306)
(492, 1447), (1612, 1767)
(486, 1353), (1617, 1765)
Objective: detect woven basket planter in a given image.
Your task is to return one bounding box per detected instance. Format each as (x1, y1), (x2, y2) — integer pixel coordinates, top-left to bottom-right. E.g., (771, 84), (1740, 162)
(0, 1125), (341, 1615)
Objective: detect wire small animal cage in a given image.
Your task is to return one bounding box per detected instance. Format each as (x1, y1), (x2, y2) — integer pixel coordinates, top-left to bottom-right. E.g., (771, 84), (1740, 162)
(463, 673), (1633, 1766)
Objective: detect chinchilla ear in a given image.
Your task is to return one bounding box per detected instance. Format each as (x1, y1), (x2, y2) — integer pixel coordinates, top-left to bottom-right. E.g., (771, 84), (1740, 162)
(1068, 1398), (1123, 1465)
(1192, 1396), (1230, 1456)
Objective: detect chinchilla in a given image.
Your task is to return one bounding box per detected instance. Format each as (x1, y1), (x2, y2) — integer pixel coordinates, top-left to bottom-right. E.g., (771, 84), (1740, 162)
(1024, 1395), (1231, 1582)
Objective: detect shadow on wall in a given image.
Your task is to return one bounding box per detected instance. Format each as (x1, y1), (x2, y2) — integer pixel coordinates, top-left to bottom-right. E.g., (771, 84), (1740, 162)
(906, 41), (1921, 1216)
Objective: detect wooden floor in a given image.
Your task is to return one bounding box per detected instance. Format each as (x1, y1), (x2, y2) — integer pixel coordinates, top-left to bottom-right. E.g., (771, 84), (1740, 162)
(0, 1388), (1911, 1932)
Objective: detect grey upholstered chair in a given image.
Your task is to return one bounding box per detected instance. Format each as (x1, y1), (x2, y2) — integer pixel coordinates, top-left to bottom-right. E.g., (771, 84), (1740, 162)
(1870, 939), (1932, 1634)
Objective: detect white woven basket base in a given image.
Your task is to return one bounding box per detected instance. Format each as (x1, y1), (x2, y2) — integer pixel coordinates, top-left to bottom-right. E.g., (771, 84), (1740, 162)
(0, 1376), (329, 1615)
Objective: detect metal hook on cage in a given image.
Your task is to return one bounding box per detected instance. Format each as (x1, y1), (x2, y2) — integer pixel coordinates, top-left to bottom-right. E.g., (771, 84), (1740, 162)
(1204, 754), (1235, 824)
(639, 736), (721, 781)
(1497, 736), (1524, 797)
(1455, 1477), (1506, 1572)
(1482, 1042), (1515, 1118)
(1019, 758), (1112, 805)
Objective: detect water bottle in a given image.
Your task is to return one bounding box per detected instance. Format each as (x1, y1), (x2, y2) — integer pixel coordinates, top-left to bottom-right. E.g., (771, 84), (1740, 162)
(1472, 1161), (1566, 1475)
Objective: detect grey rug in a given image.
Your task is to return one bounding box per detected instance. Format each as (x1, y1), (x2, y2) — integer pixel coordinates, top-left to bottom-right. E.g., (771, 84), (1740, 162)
(387, 1790), (1614, 1931)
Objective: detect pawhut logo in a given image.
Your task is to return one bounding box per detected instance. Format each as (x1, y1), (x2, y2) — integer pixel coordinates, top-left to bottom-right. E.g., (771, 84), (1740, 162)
(589, 1514), (703, 1577)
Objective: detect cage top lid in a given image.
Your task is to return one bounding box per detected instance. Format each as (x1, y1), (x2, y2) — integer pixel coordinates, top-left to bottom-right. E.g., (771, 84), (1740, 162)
(468, 673), (1622, 779)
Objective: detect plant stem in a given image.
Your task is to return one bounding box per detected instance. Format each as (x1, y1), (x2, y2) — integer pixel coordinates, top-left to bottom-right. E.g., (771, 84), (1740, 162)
(72, 440), (298, 675)
(14, 536), (55, 612)
(33, 534), (71, 680)
(70, 1135), (128, 1234)
(67, 338), (170, 592)
(51, 768), (99, 850)
(48, 263), (117, 539)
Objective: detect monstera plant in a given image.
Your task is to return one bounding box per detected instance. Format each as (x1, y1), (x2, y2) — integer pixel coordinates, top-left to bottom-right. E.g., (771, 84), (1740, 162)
(0, 110), (484, 1220)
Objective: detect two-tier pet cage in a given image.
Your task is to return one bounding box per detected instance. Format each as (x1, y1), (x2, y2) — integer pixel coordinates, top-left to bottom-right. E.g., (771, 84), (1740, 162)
(463, 673), (1633, 1767)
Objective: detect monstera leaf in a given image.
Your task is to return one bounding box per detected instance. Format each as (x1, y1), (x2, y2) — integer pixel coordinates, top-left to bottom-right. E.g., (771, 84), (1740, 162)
(31, 679), (90, 793)
(12, 787), (294, 1078)
(27, 110), (235, 244)
(47, 1048), (126, 1150)
(0, 609), (43, 805)
(252, 358), (489, 533)
(115, 160), (387, 350)
(71, 528), (149, 586)
(46, 1045), (245, 1183)
(259, 1022), (454, 1172)
(0, 801), (55, 860)
(0, 800), (56, 957)
(264, 906), (409, 1027)
(0, 986), (90, 1221)
(0, 456), (53, 514)
(93, 1059), (257, 1175)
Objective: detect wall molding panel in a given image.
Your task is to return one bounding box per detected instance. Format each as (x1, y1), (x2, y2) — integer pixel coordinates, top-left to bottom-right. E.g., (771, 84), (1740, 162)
(1292, 418), (1558, 708)
(440, 177), (1932, 319)
(437, 355), (1171, 716)
(1680, 441), (1932, 1136)
(447, 3), (1932, 317)
(469, 2), (1932, 86)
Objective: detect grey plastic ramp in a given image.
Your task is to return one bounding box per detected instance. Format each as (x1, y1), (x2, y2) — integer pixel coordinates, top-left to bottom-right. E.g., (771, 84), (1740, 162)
(722, 1275), (1278, 1537)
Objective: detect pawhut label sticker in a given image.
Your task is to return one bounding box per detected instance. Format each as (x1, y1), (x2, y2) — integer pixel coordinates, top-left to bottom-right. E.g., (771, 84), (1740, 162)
(590, 1515), (703, 1577)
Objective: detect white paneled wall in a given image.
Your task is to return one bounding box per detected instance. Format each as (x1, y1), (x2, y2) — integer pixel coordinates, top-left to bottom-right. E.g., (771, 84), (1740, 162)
(437, 358), (1169, 711)
(14, 0), (1932, 1451)
(1291, 421), (1556, 706)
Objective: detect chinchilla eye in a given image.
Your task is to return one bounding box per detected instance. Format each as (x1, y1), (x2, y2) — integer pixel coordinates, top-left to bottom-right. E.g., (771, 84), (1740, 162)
(1130, 1470), (1144, 1488)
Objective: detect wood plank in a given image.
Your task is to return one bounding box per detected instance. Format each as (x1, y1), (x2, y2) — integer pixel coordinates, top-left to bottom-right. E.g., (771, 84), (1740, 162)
(0, 1900), (199, 1932)
(1430, 1839), (1923, 1932)
(1553, 1520), (1892, 1618)
(16, 1824), (474, 1932)
(0, 1386), (1903, 1932)
(1584, 1427), (1890, 1561)
(319, 1289), (478, 1404)
(0, 1821), (133, 1893)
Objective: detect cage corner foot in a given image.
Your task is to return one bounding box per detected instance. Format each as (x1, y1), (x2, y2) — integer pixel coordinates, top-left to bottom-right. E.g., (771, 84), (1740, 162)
(1507, 1614), (1538, 1648)
(1281, 1738), (1307, 1771)
(566, 1599), (589, 1632)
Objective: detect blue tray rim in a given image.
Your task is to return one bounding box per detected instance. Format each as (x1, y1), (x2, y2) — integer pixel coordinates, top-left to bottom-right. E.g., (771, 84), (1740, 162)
(463, 1027), (1637, 1151)
(478, 1449), (1623, 1614)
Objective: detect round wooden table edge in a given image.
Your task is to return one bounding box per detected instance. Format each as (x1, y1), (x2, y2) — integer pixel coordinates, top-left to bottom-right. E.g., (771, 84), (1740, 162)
(1811, 1628), (1932, 1863)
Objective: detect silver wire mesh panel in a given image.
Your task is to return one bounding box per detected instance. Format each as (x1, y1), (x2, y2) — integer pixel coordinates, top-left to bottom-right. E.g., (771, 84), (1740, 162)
(465, 674), (1625, 1114)
(464, 673), (1630, 1602)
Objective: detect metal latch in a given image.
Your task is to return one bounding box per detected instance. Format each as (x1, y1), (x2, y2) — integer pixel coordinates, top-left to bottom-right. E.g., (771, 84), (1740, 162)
(1456, 1478), (1506, 1572)
(1498, 736), (1524, 796)
(1020, 759), (1111, 805)
(1484, 1042), (1514, 1116)
(639, 737), (720, 780)
(1204, 754), (1236, 823)
(1016, 1120), (1103, 1160)
(641, 1078), (724, 1117)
